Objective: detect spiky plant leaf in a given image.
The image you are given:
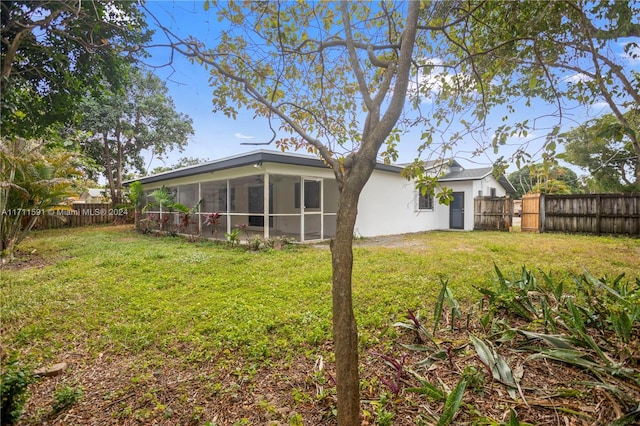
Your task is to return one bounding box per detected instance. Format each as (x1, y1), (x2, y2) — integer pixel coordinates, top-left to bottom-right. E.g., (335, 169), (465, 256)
(470, 335), (518, 399)
(433, 278), (447, 334)
(436, 375), (467, 426)
(406, 379), (446, 401)
(518, 330), (576, 349)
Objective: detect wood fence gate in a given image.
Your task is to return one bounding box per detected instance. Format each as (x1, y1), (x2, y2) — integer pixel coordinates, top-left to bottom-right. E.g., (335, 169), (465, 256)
(474, 196), (513, 231)
(520, 193), (639, 236)
(521, 193), (541, 233)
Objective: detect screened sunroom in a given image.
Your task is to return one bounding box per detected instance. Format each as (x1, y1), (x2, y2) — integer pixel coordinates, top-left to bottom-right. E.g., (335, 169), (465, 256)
(139, 154), (339, 242)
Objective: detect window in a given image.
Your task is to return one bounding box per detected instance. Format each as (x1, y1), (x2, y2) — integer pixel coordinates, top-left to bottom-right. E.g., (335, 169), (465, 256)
(294, 181), (321, 209)
(418, 193), (434, 210)
(490, 187), (497, 197)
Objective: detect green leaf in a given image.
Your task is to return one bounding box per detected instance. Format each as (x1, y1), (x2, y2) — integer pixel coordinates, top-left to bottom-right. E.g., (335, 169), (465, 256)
(436, 375), (467, 426)
(518, 330), (575, 350)
(509, 408), (521, 426)
(406, 379), (446, 401)
(433, 278), (447, 334)
(470, 335), (518, 399)
(414, 349), (448, 368)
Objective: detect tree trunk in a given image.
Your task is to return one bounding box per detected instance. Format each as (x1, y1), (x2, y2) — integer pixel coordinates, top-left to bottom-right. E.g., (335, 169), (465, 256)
(115, 135), (124, 208)
(331, 196), (360, 425)
(102, 133), (117, 206)
(331, 157), (378, 425)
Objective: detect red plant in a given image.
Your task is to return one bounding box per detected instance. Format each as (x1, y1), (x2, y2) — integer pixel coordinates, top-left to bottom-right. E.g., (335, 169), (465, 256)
(204, 212), (221, 236)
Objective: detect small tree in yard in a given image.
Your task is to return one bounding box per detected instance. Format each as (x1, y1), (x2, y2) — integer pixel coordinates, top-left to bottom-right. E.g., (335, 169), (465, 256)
(0, 138), (81, 262)
(128, 181), (145, 231)
(146, 1), (638, 423)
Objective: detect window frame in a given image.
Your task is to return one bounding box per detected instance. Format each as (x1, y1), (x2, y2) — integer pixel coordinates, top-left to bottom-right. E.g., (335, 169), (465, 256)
(417, 192), (434, 211)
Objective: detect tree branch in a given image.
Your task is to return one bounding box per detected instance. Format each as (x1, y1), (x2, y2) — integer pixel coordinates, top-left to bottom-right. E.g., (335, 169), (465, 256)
(340, 2), (375, 112)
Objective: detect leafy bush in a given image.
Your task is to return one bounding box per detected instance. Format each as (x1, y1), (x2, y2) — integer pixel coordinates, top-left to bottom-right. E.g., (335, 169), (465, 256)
(1, 360), (34, 425)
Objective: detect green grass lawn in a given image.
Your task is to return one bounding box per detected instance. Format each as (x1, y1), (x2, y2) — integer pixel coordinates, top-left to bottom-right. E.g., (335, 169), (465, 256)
(1, 225), (638, 425)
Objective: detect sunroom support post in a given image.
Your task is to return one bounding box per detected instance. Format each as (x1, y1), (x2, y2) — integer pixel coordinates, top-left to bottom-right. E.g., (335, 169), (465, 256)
(300, 177), (305, 243)
(320, 179), (324, 240)
(226, 179), (231, 236)
(263, 172), (270, 240)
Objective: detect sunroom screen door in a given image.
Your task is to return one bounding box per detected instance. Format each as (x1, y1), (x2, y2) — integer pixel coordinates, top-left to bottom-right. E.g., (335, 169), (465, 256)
(302, 178), (322, 241)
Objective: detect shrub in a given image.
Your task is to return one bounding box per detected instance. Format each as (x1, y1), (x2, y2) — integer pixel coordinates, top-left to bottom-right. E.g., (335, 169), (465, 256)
(1, 360), (34, 425)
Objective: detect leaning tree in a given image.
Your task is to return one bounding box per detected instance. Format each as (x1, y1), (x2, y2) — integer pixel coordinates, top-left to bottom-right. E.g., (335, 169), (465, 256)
(144, 1), (637, 423)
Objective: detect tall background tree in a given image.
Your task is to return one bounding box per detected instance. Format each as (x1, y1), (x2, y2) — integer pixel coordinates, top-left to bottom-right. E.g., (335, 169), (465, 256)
(80, 68), (194, 206)
(149, 156), (209, 175)
(1, 0), (150, 260)
(508, 164), (583, 197)
(561, 111), (640, 192)
(1, 0), (149, 140)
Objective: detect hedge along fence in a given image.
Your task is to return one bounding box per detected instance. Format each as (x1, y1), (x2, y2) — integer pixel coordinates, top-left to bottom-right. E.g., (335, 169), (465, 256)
(521, 193), (640, 236)
(31, 203), (133, 230)
(474, 196), (513, 231)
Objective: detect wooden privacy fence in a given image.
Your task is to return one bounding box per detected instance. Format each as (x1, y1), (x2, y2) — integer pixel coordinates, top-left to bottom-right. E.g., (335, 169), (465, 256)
(521, 193), (639, 236)
(32, 203), (133, 230)
(474, 196), (513, 231)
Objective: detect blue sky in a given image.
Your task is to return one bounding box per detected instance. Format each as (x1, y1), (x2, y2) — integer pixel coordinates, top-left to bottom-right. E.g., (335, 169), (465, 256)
(142, 1), (277, 171)
(139, 1), (638, 176)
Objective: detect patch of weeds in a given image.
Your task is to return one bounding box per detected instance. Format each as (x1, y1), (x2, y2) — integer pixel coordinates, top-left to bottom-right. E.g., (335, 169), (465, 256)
(485, 242), (508, 253)
(190, 405), (206, 423)
(134, 407), (153, 420)
(248, 236), (264, 251)
(257, 398), (278, 418)
(371, 391), (395, 426)
(225, 227), (241, 246)
(163, 406), (173, 419)
(395, 265), (639, 424)
(291, 387), (313, 404)
(179, 252), (210, 264)
(1, 359), (34, 425)
(289, 412), (304, 425)
(52, 385), (83, 413)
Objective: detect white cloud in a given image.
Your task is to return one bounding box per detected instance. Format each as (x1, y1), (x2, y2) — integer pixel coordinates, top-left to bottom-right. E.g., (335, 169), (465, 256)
(565, 72), (593, 84)
(234, 133), (254, 140)
(408, 58), (474, 105)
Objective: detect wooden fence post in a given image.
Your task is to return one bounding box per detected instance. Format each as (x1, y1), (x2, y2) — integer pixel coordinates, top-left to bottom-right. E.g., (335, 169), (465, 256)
(539, 194), (545, 233)
(595, 194), (601, 236)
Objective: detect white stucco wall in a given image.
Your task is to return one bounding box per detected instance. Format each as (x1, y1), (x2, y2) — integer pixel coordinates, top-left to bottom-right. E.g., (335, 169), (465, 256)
(356, 170), (509, 235)
(355, 170), (440, 237)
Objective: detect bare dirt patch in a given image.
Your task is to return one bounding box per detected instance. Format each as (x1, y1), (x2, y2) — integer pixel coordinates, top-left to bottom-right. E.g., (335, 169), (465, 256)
(1, 249), (51, 272)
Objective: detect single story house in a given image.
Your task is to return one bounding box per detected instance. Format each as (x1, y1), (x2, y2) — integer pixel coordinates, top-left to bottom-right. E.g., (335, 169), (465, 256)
(128, 150), (515, 241)
(77, 188), (109, 204)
